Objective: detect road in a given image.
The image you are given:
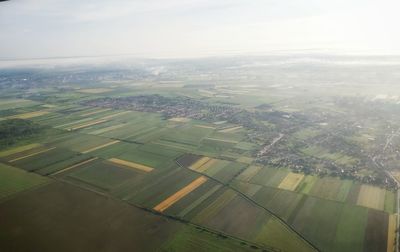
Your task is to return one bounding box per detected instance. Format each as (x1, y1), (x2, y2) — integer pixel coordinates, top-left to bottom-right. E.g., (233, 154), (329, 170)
(256, 133), (284, 157)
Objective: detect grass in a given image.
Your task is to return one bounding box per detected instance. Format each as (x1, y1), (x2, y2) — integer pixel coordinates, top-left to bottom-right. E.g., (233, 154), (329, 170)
(384, 191), (396, 214)
(161, 225), (256, 252)
(231, 180), (262, 197)
(309, 177), (345, 201)
(160, 126), (213, 147)
(176, 184), (222, 218)
(53, 133), (113, 152)
(364, 209), (389, 252)
(139, 143), (183, 158)
(8, 146), (56, 163)
(35, 154), (94, 175)
(291, 197), (344, 252)
(0, 182), (181, 252)
(189, 157), (211, 171)
(211, 162), (247, 184)
(11, 147), (79, 172)
(85, 122), (126, 135)
(130, 168), (199, 207)
(255, 217), (317, 252)
(0, 143), (41, 158)
(0, 163), (49, 200)
(236, 156), (253, 164)
(0, 99), (38, 111)
(332, 205), (368, 252)
(116, 148), (174, 169)
(236, 165), (262, 182)
(252, 187), (304, 221)
(250, 166), (289, 187)
(293, 128), (320, 140)
(6, 110), (50, 119)
(87, 142), (136, 159)
(297, 175), (318, 194)
(67, 160), (139, 191)
(202, 195), (269, 241)
(192, 189), (237, 223)
(336, 180), (354, 202)
(235, 142), (257, 151)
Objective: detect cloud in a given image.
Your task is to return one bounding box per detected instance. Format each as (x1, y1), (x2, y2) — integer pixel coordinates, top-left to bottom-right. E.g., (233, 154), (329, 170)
(0, 0), (399, 59)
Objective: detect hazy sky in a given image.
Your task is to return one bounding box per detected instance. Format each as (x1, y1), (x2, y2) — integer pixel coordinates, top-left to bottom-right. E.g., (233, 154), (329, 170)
(1, 0), (400, 59)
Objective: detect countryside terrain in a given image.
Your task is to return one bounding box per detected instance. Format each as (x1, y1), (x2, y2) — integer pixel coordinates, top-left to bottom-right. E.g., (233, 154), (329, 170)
(0, 55), (400, 252)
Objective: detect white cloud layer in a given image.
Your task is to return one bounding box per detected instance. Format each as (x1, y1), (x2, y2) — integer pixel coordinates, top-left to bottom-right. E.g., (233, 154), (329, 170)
(0, 0), (399, 58)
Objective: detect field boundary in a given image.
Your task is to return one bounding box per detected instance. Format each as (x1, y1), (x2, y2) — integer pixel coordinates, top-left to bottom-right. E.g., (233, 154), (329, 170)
(51, 157), (98, 176)
(9, 147), (56, 163)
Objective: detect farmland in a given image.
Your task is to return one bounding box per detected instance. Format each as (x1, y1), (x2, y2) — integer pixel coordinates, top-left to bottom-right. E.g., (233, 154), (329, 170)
(1, 56), (400, 251)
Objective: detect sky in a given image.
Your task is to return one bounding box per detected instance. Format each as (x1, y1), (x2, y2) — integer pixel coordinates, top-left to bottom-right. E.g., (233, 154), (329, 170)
(1, 0), (400, 59)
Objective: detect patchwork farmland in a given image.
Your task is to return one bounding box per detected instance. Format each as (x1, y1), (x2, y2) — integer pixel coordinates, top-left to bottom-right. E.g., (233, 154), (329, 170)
(1, 68), (400, 252)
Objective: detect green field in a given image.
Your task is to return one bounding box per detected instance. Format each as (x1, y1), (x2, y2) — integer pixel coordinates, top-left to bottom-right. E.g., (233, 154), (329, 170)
(0, 163), (49, 200)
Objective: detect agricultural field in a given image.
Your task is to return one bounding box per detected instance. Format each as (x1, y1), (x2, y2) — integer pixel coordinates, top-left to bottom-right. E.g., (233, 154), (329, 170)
(0, 98), (397, 251)
(0, 163), (49, 200)
(0, 182), (257, 252)
(1, 58), (400, 252)
(232, 164), (397, 252)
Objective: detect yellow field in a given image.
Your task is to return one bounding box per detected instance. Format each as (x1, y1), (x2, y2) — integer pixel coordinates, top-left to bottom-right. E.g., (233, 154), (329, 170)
(387, 214), (396, 252)
(7, 110), (49, 119)
(278, 173), (305, 191)
(391, 171), (400, 183)
(153, 176), (208, 212)
(189, 157), (211, 171)
(9, 147), (56, 163)
(168, 117), (191, 123)
(69, 119), (108, 131)
(356, 185), (386, 210)
(81, 140), (120, 154)
(54, 118), (94, 128)
(0, 143), (41, 158)
(237, 165), (262, 182)
(52, 157), (98, 175)
(194, 125), (215, 129)
(196, 159), (217, 173)
(80, 108), (112, 117)
(42, 104), (56, 108)
(89, 123), (125, 135)
(204, 137), (238, 144)
(108, 158), (154, 172)
(219, 126), (243, 133)
(0, 99), (31, 106)
(99, 111), (130, 120)
(77, 88), (113, 94)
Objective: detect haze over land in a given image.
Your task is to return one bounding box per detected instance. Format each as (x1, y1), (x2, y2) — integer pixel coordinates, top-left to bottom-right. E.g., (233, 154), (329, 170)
(1, 0), (400, 59)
